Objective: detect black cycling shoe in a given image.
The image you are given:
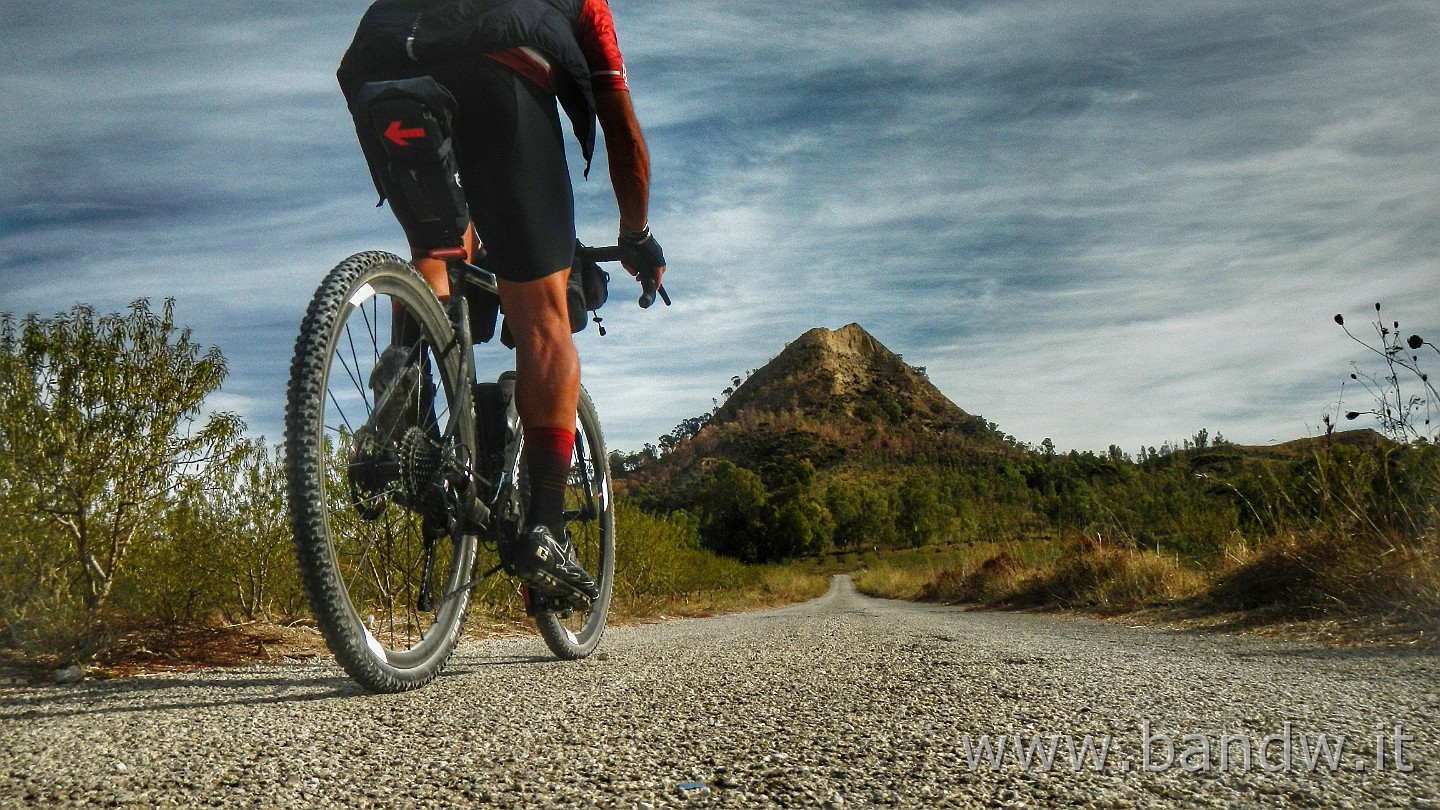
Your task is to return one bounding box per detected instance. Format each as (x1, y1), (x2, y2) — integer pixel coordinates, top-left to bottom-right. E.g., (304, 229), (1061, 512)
(502, 524), (599, 601)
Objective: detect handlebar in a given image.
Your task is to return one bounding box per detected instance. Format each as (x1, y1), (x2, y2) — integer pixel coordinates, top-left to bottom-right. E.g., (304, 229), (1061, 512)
(577, 245), (622, 262)
(577, 244), (671, 309)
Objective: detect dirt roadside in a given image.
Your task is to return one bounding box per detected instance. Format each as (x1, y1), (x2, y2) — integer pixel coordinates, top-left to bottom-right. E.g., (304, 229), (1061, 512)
(0, 587), (824, 686)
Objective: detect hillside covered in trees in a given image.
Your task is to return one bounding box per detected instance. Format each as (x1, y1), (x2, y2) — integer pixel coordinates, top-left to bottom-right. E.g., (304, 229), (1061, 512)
(614, 324), (1438, 610)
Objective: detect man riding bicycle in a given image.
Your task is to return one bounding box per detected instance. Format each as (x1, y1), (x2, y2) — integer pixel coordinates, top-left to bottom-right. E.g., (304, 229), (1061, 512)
(337, 0), (666, 601)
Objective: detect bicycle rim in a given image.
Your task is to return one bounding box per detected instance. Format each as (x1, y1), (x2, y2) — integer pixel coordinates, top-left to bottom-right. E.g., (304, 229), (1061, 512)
(285, 252), (477, 692)
(533, 388), (615, 659)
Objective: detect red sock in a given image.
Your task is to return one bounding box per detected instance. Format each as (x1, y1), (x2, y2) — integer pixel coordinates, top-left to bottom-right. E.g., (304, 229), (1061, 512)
(524, 427), (575, 536)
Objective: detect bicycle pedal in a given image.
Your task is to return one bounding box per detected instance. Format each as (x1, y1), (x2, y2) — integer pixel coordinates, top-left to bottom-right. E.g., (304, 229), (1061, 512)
(523, 583), (592, 616)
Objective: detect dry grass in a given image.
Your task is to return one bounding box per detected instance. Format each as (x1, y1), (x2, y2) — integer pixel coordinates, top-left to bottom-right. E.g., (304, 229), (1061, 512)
(1210, 440), (1440, 623)
(919, 551), (1029, 604)
(854, 524), (1438, 643)
(851, 565), (936, 601)
(609, 564), (831, 620)
(909, 534), (1207, 612)
(1214, 528), (1440, 620)
(1011, 535), (1208, 611)
(850, 540), (1060, 602)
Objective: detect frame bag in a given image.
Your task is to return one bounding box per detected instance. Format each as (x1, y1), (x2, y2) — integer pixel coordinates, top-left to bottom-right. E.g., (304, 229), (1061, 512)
(568, 246), (610, 333)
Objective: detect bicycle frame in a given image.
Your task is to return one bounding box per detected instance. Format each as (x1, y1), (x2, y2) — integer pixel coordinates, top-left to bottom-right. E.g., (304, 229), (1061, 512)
(435, 242), (626, 502)
(434, 257), (501, 531)
(421, 248), (615, 604)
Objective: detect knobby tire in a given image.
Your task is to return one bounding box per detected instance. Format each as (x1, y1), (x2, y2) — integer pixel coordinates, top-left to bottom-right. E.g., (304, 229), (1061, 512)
(285, 252), (478, 693)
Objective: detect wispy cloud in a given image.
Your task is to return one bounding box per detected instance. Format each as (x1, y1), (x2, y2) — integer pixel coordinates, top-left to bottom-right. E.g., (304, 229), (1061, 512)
(2, 0), (1436, 453)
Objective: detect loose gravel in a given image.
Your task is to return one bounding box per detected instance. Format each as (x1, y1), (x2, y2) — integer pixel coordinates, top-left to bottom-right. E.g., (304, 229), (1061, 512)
(2, 576), (1437, 808)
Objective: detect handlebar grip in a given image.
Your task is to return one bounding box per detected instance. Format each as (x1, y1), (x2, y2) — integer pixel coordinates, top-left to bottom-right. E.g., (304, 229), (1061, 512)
(576, 243), (671, 307)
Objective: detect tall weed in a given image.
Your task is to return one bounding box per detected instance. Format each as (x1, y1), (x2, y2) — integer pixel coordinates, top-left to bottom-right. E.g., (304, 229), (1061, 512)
(1215, 440), (1439, 619)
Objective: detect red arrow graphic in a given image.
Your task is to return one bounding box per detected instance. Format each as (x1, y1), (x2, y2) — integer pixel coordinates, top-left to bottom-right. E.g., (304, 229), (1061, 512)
(384, 120), (426, 146)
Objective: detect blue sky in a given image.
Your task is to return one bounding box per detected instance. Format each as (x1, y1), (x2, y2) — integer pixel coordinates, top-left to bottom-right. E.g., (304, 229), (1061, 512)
(2, 0), (1437, 454)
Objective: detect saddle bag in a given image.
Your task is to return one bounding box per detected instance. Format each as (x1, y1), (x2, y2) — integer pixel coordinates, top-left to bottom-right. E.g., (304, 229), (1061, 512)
(351, 76), (470, 250)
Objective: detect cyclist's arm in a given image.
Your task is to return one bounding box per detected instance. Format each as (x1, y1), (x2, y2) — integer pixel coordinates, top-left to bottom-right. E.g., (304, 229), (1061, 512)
(595, 89), (651, 236)
(581, 0), (664, 287)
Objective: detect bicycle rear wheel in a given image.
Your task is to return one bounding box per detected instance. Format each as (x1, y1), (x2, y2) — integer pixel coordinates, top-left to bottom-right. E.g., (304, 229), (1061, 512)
(285, 251), (478, 693)
(531, 388), (615, 659)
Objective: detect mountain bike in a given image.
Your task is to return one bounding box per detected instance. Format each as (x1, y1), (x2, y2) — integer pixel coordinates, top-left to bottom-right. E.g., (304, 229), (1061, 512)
(284, 245), (654, 693)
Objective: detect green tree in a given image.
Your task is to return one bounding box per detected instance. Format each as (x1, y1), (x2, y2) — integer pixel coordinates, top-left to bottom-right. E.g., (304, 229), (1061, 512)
(824, 479), (899, 549)
(825, 481), (865, 550)
(695, 461), (771, 562)
(767, 485), (831, 558)
(0, 300), (242, 648)
(895, 476), (954, 547)
(694, 460), (834, 562)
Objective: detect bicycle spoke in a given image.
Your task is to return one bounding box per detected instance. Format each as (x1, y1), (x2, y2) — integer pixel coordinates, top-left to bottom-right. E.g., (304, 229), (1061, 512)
(344, 323), (373, 414)
(325, 389), (358, 437)
(338, 322), (371, 412)
(359, 297), (380, 366)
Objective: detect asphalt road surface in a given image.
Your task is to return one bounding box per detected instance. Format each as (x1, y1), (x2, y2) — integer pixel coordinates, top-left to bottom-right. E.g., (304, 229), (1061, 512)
(3, 576), (1437, 808)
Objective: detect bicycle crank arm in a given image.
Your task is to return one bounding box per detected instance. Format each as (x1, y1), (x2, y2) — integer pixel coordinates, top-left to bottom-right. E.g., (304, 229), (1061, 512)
(427, 562), (505, 613)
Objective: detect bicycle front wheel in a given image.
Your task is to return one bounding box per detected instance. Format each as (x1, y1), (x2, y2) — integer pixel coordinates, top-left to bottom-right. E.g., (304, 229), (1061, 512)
(285, 251), (478, 693)
(532, 388), (616, 659)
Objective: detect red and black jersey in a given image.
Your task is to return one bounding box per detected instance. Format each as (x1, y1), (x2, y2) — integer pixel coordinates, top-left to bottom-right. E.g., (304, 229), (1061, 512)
(338, 0), (629, 166)
(486, 0), (627, 94)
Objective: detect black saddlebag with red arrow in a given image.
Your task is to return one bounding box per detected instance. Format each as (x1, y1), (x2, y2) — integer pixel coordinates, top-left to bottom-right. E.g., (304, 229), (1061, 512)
(350, 76), (470, 251)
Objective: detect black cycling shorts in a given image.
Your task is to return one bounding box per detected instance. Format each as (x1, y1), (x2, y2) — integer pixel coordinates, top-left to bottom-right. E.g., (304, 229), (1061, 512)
(365, 58), (576, 284)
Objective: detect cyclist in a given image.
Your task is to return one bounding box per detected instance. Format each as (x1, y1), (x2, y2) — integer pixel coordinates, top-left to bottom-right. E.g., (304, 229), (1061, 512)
(337, 0), (666, 601)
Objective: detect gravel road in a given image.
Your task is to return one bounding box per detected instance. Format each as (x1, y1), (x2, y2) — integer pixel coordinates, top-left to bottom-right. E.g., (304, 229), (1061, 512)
(3, 576), (1437, 808)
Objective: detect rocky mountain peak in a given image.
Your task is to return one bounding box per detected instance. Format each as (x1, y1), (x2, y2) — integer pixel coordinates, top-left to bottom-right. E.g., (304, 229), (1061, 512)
(712, 323), (977, 433)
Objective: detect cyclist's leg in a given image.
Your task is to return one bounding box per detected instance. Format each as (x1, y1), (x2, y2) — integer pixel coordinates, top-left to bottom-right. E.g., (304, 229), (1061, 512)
(438, 59), (598, 596)
(498, 270), (582, 541)
(497, 272), (580, 431)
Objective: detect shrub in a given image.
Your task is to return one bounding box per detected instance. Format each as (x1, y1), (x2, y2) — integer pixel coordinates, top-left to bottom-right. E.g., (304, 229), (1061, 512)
(1008, 534), (1205, 611)
(927, 551), (1027, 603)
(0, 300), (243, 658)
(614, 499), (754, 603)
